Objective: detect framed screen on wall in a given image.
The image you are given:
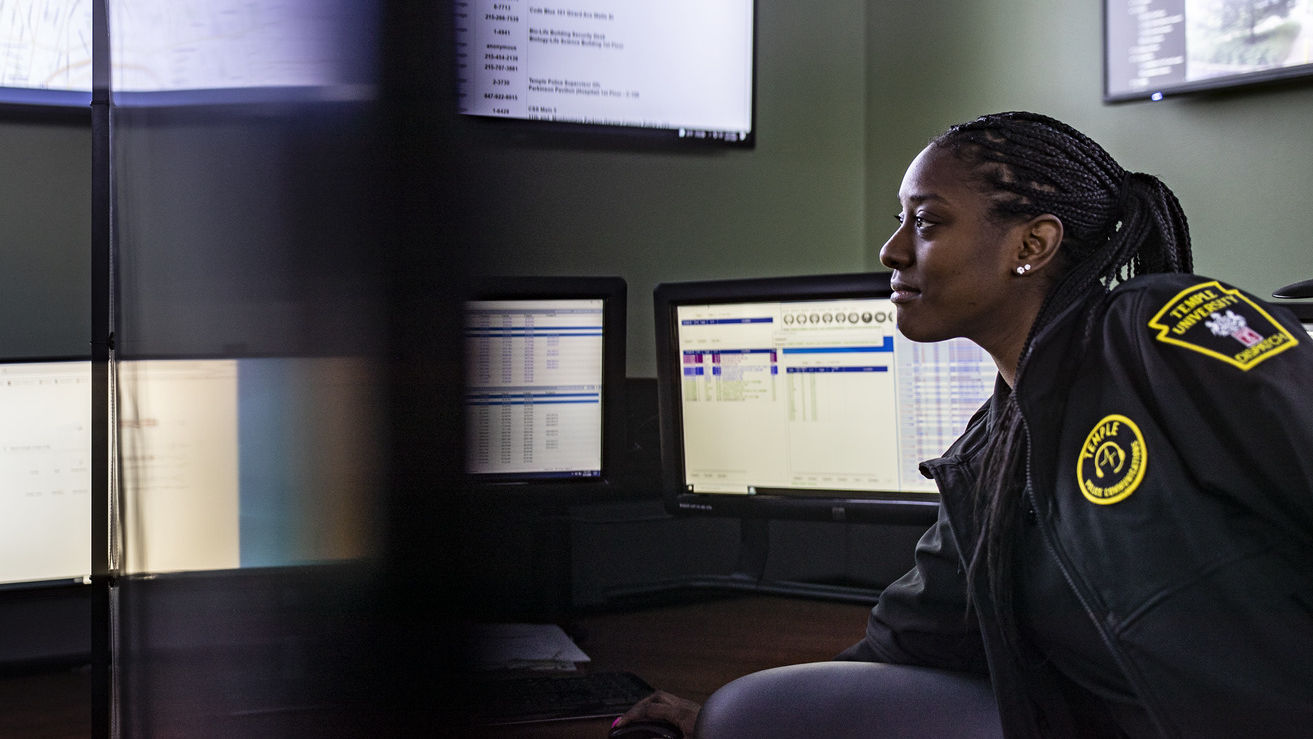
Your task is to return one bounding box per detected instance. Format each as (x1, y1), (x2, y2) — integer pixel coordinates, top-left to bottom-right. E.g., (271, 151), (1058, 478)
(1105, 0), (1313, 102)
(454, 0), (756, 145)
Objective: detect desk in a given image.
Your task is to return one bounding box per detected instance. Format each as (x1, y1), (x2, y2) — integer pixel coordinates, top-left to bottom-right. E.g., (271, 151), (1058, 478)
(0, 667), (89, 738)
(472, 593), (872, 738)
(0, 594), (871, 738)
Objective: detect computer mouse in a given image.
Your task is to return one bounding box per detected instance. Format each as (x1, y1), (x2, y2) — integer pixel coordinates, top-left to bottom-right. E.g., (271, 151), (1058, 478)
(608, 718), (684, 739)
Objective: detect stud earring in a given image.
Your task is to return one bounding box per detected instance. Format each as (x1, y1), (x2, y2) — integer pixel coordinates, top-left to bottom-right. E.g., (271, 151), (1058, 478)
(1015, 264), (1032, 275)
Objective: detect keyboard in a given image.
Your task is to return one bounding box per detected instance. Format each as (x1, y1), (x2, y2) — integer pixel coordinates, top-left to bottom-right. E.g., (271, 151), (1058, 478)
(471, 670), (655, 724)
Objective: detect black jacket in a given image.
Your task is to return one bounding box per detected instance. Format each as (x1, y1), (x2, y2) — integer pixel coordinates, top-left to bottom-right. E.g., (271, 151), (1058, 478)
(841, 274), (1313, 737)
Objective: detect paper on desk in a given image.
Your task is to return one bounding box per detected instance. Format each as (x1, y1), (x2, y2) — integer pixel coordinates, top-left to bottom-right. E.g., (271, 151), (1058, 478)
(468, 623), (592, 672)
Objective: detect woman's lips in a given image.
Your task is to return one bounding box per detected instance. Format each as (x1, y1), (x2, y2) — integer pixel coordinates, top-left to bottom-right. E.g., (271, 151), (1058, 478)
(889, 283), (919, 304)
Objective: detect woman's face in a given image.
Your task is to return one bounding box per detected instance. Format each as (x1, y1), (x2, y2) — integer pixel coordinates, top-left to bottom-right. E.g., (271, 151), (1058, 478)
(879, 144), (1030, 348)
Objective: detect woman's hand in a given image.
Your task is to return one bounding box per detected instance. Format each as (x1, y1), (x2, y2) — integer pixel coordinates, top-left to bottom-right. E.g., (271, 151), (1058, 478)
(611, 690), (701, 737)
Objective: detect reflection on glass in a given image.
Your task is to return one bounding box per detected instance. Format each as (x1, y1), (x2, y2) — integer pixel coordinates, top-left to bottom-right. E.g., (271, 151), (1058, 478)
(109, 0), (374, 102)
(117, 356), (382, 576)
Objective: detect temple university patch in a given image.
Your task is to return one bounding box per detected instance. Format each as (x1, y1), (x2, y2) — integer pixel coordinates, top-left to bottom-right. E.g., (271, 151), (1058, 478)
(1147, 280), (1299, 371)
(1077, 414), (1146, 505)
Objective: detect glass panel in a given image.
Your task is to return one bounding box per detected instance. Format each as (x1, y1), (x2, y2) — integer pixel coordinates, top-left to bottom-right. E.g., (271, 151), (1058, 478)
(106, 1), (393, 733)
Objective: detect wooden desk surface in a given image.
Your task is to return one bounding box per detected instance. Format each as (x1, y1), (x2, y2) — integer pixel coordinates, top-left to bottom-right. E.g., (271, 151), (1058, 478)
(472, 593), (872, 738)
(577, 593), (871, 702)
(0, 594), (872, 739)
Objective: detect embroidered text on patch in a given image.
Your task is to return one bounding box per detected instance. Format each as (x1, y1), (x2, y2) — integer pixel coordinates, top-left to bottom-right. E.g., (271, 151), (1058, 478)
(1077, 414), (1146, 505)
(1147, 281), (1298, 370)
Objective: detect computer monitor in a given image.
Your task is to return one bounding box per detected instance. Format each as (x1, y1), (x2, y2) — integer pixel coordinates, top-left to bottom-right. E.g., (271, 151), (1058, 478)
(0, 359), (92, 587)
(653, 272), (997, 526)
(1285, 302), (1313, 338)
(1104, 0), (1313, 103)
(463, 276), (627, 494)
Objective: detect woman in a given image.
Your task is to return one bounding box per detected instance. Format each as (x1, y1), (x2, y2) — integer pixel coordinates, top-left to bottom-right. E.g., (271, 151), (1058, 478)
(617, 112), (1313, 737)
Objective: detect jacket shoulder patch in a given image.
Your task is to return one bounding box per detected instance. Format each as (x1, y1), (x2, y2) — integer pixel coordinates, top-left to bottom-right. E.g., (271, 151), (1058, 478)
(1146, 280), (1298, 371)
(1077, 414), (1146, 505)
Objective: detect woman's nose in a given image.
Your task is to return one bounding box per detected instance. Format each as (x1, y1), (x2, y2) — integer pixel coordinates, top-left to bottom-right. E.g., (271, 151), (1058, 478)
(879, 226), (908, 270)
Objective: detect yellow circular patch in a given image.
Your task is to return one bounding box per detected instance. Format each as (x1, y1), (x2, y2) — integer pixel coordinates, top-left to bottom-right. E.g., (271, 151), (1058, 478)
(1076, 414), (1147, 505)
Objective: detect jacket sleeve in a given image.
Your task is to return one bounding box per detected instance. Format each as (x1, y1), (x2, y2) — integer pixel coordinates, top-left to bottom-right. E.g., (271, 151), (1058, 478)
(1096, 277), (1313, 734)
(1118, 276), (1313, 541)
(835, 504), (988, 675)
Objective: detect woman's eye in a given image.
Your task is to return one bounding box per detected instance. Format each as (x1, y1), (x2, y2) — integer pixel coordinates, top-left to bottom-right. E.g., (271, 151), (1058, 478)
(896, 213), (933, 230)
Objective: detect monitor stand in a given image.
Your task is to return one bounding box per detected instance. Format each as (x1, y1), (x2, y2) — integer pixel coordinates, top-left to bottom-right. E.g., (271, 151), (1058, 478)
(602, 519), (881, 607)
(709, 519), (881, 604)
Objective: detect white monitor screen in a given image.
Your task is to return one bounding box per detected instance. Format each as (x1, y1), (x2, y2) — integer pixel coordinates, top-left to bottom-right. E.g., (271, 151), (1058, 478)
(455, 0), (755, 143)
(464, 298), (606, 480)
(673, 297), (996, 497)
(0, 361), (91, 586)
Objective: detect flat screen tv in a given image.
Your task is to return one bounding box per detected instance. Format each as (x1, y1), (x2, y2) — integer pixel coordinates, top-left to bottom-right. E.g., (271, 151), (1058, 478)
(1105, 0), (1313, 102)
(653, 272), (997, 526)
(462, 276), (628, 496)
(454, 0), (755, 145)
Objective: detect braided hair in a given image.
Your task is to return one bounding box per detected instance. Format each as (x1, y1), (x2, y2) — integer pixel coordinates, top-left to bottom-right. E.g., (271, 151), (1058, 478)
(931, 112), (1193, 656)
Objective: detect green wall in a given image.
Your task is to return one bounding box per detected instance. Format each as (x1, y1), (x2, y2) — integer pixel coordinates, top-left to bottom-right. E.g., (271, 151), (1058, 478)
(864, 1), (1313, 303)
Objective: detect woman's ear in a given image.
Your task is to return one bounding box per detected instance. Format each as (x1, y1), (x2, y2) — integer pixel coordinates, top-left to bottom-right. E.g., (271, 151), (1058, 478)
(1017, 214), (1063, 273)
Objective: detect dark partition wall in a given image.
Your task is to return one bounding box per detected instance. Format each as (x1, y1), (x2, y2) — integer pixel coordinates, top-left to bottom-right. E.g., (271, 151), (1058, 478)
(99, 2), (472, 734)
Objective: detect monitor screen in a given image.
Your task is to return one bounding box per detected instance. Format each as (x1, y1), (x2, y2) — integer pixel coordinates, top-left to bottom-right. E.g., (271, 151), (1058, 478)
(463, 276), (627, 490)
(654, 273), (996, 525)
(116, 356), (380, 576)
(1105, 0), (1313, 102)
(0, 354), (383, 585)
(0, 360), (91, 587)
(1285, 301), (1313, 338)
(0, 0), (373, 109)
(109, 0), (375, 106)
(0, 1), (93, 108)
(454, 0), (755, 145)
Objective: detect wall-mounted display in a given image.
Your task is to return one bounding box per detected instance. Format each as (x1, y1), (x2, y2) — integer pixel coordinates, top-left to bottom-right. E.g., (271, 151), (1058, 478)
(1105, 0), (1313, 102)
